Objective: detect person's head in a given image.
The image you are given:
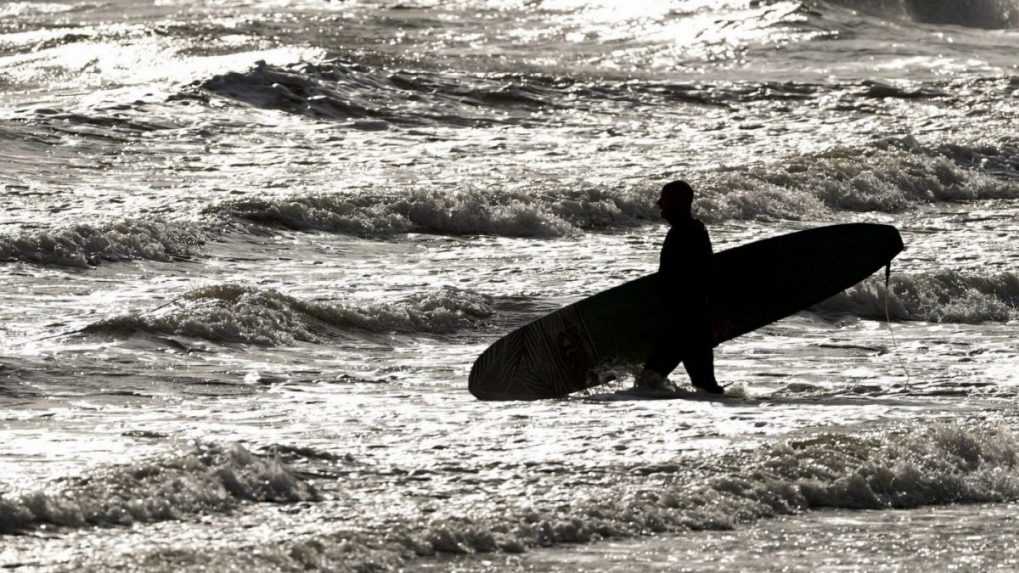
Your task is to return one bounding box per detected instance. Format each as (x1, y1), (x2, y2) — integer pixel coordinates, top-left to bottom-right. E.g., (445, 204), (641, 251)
(658, 180), (694, 224)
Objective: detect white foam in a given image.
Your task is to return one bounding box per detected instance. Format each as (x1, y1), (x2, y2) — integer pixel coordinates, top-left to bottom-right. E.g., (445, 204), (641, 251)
(696, 142), (1019, 222)
(817, 270), (1019, 323)
(38, 422), (1019, 568)
(215, 187), (656, 239)
(0, 220), (206, 267)
(0, 443), (316, 534)
(81, 284), (496, 345)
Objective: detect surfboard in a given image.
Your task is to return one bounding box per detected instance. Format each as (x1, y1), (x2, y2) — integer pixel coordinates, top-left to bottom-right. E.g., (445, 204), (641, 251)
(468, 223), (904, 401)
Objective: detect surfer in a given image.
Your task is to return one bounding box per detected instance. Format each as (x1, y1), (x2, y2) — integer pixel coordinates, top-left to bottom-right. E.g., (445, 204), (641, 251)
(636, 180), (725, 395)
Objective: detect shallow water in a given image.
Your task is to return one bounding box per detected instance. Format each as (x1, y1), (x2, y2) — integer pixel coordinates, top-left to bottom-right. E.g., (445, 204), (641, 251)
(2, 0), (1019, 570)
(470, 504), (1019, 572)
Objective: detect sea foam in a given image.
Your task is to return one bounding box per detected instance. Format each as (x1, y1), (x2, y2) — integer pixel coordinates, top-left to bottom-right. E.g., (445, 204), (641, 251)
(210, 139), (1016, 238)
(696, 140), (1019, 222)
(81, 284), (496, 345)
(212, 187), (656, 239)
(816, 270), (1019, 323)
(52, 422), (1019, 570)
(299, 423), (1019, 563)
(0, 220), (206, 267)
(0, 443), (317, 534)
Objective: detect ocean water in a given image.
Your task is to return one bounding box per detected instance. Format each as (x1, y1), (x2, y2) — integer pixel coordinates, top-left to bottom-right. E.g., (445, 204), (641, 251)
(1, 0), (1018, 570)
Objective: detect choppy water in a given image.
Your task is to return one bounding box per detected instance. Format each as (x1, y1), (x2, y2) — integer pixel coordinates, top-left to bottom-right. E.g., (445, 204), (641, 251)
(1, 0), (1018, 570)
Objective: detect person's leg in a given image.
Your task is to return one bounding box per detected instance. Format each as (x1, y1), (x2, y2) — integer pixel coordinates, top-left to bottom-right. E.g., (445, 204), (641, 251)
(681, 342), (716, 385)
(638, 324), (683, 391)
(680, 316), (724, 393)
(644, 337), (683, 377)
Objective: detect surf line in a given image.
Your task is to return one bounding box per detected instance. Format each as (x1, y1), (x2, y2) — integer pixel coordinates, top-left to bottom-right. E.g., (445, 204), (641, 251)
(30, 296), (188, 342)
(884, 262), (912, 389)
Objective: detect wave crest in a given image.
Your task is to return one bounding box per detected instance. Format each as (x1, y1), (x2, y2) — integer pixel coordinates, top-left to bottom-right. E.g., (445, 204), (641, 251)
(696, 139), (1019, 222)
(0, 220), (206, 268)
(391, 423), (1019, 552)
(55, 422), (1019, 568)
(816, 270), (1019, 323)
(211, 187), (656, 238)
(81, 284), (496, 345)
(204, 139), (1018, 237)
(0, 443), (317, 534)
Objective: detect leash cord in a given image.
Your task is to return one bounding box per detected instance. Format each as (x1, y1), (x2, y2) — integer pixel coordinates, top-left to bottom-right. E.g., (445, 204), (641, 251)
(884, 262), (912, 389)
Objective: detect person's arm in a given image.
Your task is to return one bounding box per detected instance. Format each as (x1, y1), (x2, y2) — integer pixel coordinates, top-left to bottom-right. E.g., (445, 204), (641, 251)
(701, 224), (713, 275)
(694, 223), (713, 301)
(656, 229), (680, 307)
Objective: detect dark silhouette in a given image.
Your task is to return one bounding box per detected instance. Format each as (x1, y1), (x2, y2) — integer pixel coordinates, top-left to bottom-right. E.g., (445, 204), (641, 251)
(637, 180), (725, 395)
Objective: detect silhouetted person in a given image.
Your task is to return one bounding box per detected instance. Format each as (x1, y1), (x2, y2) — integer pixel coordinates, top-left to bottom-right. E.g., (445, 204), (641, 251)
(636, 180), (724, 395)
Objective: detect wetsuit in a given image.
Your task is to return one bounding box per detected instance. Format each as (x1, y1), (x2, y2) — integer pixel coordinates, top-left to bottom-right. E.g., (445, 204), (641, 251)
(643, 217), (717, 386)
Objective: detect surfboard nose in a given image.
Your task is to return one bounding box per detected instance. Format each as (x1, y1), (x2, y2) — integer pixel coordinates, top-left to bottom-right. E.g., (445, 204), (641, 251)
(875, 224), (905, 259)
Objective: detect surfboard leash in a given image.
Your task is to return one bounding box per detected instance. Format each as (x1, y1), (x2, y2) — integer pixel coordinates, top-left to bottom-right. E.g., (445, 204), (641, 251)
(884, 262), (912, 389)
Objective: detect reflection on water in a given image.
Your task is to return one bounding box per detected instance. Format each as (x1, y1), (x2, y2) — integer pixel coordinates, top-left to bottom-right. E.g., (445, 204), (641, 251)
(2, 0), (1019, 570)
(496, 503), (1019, 572)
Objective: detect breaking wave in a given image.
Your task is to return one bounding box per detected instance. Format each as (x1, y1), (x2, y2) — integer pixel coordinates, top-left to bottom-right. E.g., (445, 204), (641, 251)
(0, 138), (1014, 264)
(81, 284), (495, 345)
(210, 138), (1019, 237)
(0, 443), (318, 534)
(53, 422), (1019, 569)
(210, 187), (656, 239)
(696, 138), (1019, 222)
(0, 220), (207, 268)
(269, 423), (1019, 566)
(816, 270), (1019, 323)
